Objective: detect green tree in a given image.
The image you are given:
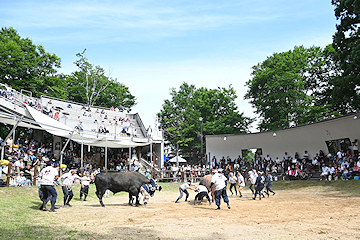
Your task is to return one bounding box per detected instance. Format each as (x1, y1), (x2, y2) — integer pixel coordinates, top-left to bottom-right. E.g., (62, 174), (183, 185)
(245, 45), (339, 131)
(332, 0), (360, 113)
(0, 27), (66, 98)
(158, 82), (252, 162)
(66, 50), (136, 111)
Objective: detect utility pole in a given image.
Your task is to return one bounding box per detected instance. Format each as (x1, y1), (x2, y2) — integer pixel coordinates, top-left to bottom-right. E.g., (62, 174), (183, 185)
(199, 117), (203, 165)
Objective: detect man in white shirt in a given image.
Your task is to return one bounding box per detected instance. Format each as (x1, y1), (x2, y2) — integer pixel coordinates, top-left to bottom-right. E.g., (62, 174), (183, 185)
(39, 161), (58, 212)
(320, 164), (330, 181)
(210, 170), (230, 210)
(228, 172), (238, 196)
(175, 180), (194, 203)
(59, 169), (81, 207)
(193, 184), (211, 206)
(79, 172), (91, 201)
(248, 169), (258, 196)
(237, 172), (245, 198)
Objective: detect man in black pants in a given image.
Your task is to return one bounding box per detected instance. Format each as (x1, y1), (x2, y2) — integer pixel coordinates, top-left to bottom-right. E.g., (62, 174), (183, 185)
(39, 161), (58, 212)
(193, 184), (211, 206)
(175, 180), (194, 203)
(253, 171), (266, 200)
(58, 169), (80, 207)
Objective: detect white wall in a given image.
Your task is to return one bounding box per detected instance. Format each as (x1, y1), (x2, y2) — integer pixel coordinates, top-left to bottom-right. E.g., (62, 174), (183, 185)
(206, 114), (360, 161)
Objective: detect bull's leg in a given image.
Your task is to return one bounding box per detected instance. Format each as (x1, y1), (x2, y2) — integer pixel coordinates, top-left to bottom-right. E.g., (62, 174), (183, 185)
(128, 192), (134, 206)
(129, 186), (140, 206)
(211, 188), (215, 203)
(96, 189), (106, 207)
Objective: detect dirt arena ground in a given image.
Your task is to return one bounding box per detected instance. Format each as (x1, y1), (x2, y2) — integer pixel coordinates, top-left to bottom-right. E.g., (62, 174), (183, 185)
(35, 183), (360, 240)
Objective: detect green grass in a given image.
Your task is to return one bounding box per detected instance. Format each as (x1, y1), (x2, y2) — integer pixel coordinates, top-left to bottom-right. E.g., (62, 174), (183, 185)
(271, 179), (360, 195)
(0, 180), (359, 239)
(0, 185), (109, 240)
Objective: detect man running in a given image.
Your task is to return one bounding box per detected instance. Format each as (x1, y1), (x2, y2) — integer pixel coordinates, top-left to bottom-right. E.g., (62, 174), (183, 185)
(237, 172), (245, 198)
(175, 180), (194, 203)
(253, 171), (266, 200)
(39, 161), (58, 212)
(248, 170), (258, 196)
(79, 172), (91, 201)
(210, 170), (230, 210)
(58, 169), (82, 207)
(228, 172), (237, 196)
(264, 171), (276, 197)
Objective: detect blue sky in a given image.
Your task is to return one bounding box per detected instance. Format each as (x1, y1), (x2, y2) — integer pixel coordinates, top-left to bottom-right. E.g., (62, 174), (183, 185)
(1, 0), (337, 131)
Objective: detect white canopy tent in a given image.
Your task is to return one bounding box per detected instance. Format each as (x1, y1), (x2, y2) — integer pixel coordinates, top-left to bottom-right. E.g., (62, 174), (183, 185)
(169, 156), (187, 163)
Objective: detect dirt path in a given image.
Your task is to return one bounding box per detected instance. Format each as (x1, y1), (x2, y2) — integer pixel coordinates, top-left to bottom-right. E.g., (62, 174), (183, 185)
(41, 185), (360, 240)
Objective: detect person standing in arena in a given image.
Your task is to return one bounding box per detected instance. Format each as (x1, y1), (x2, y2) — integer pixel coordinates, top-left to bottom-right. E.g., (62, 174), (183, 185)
(193, 184), (211, 206)
(79, 172), (91, 201)
(264, 171), (275, 196)
(253, 171), (266, 200)
(175, 180), (194, 203)
(237, 172), (245, 198)
(228, 172), (238, 196)
(210, 170), (230, 210)
(58, 169), (81, 207)
(248, 170), (258, 196)
(39, 161), (58, 212)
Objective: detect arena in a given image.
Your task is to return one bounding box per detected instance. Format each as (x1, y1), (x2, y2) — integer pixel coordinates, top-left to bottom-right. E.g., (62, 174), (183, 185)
(1, 181), (359, 240)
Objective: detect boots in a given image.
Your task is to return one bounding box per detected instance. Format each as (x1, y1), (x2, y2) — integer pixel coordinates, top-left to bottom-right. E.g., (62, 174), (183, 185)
(194, 199), (197, 206)
(40, 202), (47, 211)
(49, 202), (56, 212)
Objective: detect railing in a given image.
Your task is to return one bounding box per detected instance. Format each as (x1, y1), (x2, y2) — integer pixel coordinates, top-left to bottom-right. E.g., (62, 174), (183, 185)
(134, 113), (147, 138)
(153, 169), (211, 182)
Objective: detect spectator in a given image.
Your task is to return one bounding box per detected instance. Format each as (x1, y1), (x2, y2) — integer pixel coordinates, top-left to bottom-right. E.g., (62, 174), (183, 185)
(320, 164), (330, 181)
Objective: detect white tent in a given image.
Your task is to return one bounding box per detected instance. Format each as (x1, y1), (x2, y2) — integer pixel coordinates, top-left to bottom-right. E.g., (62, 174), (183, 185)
(169, 156), (187, 163)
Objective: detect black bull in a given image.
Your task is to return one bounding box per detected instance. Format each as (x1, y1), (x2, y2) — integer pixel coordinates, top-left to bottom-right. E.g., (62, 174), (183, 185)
(95, 172), (150, 207)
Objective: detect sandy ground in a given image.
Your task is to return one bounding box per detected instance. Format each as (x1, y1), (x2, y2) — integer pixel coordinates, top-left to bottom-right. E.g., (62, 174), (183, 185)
(40, 184), (360, 240)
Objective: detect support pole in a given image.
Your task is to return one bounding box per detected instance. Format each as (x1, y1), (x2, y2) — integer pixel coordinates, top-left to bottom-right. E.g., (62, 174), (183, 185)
(1, 116), (23, 160)
(59, 131), (75, 166)
(81, 132), (84, 169)
(6, 163), (11, 187)
(150, 140), (153, 173)
(152, 151), (155, 179)
(209, 151), (211, 172)
(105, 137), (108, 170)
(129, 126), (132, 163)
(33, 164), (37, 186)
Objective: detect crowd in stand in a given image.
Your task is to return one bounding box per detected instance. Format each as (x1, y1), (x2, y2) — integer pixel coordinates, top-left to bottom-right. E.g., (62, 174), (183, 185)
(160, 140), (360, 182)
(0, 84), (134, 136)
(0, 134), (140, 187)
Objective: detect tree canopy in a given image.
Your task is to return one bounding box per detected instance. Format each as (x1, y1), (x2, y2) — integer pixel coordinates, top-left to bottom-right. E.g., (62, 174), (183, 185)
(0, 27), (67, 98)
(332, 0), (360, 113)
(158, 82), (253, 161)
(66, 50), (136, 111)
(245, 45), (340, 131)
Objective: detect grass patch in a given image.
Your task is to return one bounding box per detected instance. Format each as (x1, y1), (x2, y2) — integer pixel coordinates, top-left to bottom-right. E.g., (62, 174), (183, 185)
(272, 179), (360, 195)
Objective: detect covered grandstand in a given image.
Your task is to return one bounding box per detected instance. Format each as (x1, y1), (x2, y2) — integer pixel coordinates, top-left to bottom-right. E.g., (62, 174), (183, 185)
(0, 84), (164, 171)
